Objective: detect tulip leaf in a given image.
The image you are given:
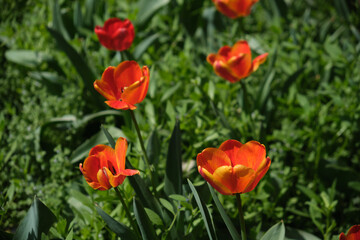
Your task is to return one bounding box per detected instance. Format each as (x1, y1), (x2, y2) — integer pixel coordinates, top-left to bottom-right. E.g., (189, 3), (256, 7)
(284, 227), (321, 240)
(73, 0), (83, 29)
(164, 120), (182, 196)
(208, 183), (241, 240)
(52, 0), (70, 41)
(47, 27), (102, 108)
(134, 33), (159, 59)
(101, 125), (116, 148)
(136, 0), (170, 25)
(260, 221), (285, 240)
(96, 206), (138, 240)
(13, 197), (57, 240)
(133, 198), (158, 240)
(187, 179), (217, 240)
(5, 50), (52, 68)
(146, 129), (161, 166)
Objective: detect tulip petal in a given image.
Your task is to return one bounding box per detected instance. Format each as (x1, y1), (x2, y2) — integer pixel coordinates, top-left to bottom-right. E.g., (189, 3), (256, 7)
(344, 225), (360, 240)
(215, 1), (239, 19)
(250, 53), (268, 73)
(214, 61), (240, 83)
(243, 157), (271, 193)
(94, 66), (117, 100)
(199, 166), (233, 195)
(232, 164), (256, 193)
(120, 169), (141, 176)
(80, 156), (100, 184)
(231, 40), (251, 56)
(97, 168), (112, 190)
(114, 61), (142, 91)
(227, 54), (252, 79)
(88, 144), (116, 169)
(105, 100), (136, 110)
(115, 137), (127, 172)
(228, 0), (259, 17)
(340, 233), (346, 240)
(197, 148), (231, 174)
(207, 54), (217, 65)
(234, 141), (266, 170)
(94, 27), (114, 49)
(121, 66), (149, 106)
(219, 139), (242, 164)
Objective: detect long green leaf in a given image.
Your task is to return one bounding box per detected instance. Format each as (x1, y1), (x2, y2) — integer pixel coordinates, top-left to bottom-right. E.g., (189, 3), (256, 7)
(133, 198), (157, 240)
(13, 197), (57, 240)
(164, 120), (182, 195)
(47, 27), (101, 108)
(96, 206), (138, 240)
(260, 221), (285, 240)
(285, 227), (321, 240)
(187, 179), (217, 240)
(208, 183), (241, 240)
(134, 33), (159, 59)
(136, 0), (170, 25)
(146, 129), (161, 166)
(5, 50), (52, 68)
(52, 0), (70, 41)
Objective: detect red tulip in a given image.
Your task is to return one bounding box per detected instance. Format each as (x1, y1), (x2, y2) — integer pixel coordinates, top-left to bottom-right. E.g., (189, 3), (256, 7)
(212, 0), (259, 19)
(95, 18), (135, 51)
(207, 40), (268, 83)
(80, 137), (139, 190)
(94, 61), (150, 110)
(340, 225), (360, 240)
(197, 140), (271, 195)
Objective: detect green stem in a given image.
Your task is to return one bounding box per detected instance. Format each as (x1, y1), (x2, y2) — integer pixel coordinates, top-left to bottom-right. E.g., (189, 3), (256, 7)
(114, 187), (141, 238)
(129, 110), (157, 194)
(236, 193), (247, 240)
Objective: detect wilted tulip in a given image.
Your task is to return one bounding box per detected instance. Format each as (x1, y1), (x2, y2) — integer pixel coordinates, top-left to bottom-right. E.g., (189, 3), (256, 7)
(207, 40), (268, 83)
(95, 18), (135, 51)
(340, 225), (360, 240)
(94, 61), (149, 110)
(197, 139), (271, 195)
(212, 0), (259, 19)
(80, 137), (139, 190)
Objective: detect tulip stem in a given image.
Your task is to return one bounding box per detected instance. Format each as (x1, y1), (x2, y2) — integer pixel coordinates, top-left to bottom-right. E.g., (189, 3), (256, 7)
(236, 193), (247, 240)
(114, 187), (141, 238)
(129, 110), (157, 194)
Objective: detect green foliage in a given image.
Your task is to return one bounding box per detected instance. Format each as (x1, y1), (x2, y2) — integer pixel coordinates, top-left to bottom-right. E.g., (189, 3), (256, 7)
(1, 0), (360, 239)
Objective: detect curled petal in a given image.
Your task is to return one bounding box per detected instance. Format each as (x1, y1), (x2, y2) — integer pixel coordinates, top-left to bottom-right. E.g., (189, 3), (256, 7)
(122, 66), (149, 105)
(115, 137), (128, 172)
(250, 53), (268, 73)
(227, 54), (252, 79)
(231, 40), (251, 56)
(340, 225), (360, 240)
(94, 67), (117, 100)
(88, 144), (116, 169)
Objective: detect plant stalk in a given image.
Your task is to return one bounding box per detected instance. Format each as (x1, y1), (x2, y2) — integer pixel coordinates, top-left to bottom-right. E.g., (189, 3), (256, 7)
(129, 110), (157, 194)
(236, 193), (247, 240)
(114, 187), (141, 238)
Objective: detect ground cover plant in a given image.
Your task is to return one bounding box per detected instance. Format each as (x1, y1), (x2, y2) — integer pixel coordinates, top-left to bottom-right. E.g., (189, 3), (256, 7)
(0, 0), (360, 239)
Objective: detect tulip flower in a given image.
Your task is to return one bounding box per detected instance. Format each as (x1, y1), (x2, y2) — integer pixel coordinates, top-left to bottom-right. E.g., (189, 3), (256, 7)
(95, 18), (135, 51)
(197, 139), (271, 195)
(340, 225), (360, 240)
(212, 0), (259, 19)
(207, 40), (268, 83)
(80, 137), (139, 190)
(94, 61), (150, 110)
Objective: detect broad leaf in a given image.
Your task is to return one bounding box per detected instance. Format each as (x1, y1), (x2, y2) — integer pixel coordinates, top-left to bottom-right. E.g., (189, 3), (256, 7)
(260, 221), (285, 240)
(13, 197), (57, 240)
(96, 206), (137, 240)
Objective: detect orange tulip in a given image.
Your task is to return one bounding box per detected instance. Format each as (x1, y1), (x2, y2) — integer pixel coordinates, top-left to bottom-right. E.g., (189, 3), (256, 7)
(79, 137), (139, 190)
(212, 0), (259, 19)
(94, 61), (150, 110)
(340, 225), (360, 240)
(207, 40), (268, 83)
(197, 139), (271, 195)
